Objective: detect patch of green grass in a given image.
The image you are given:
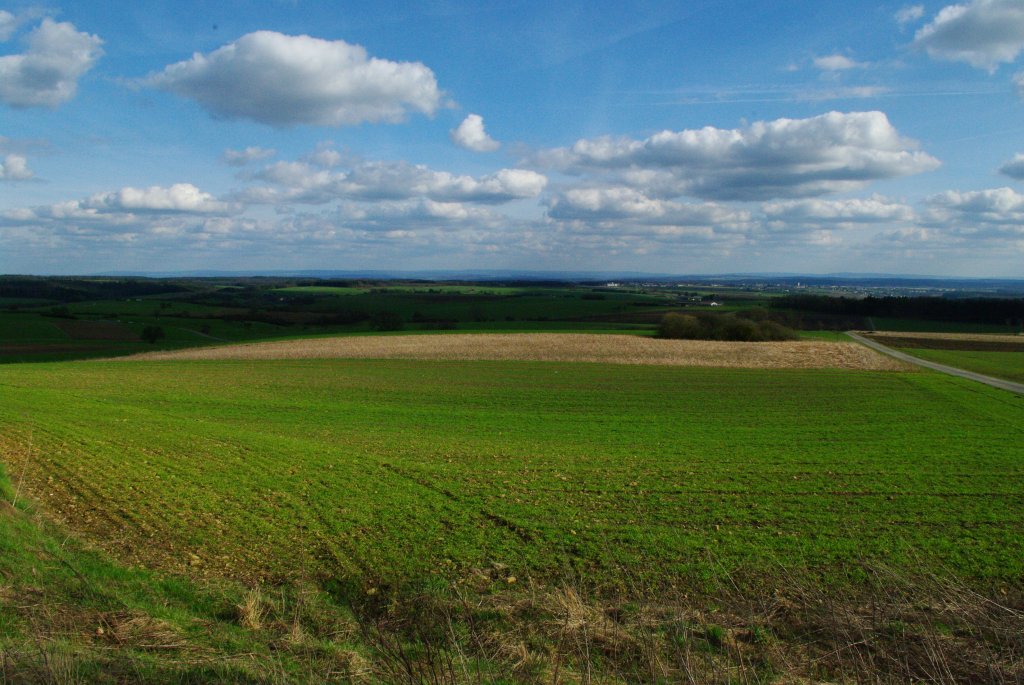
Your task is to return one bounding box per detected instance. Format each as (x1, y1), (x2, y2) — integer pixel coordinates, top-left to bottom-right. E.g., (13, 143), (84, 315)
(274, 285), (369, 295)
(1, 360), (1021, 590)
(903, 348), (1024, 384)
(799, 330), (852, 342)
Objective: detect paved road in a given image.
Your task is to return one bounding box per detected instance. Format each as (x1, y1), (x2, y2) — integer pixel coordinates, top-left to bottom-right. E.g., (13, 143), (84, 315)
(847, 332), (1024, 395)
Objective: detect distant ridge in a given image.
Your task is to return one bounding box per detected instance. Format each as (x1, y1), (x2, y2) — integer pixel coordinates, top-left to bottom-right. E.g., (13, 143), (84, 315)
(88, 268), (1024, 284)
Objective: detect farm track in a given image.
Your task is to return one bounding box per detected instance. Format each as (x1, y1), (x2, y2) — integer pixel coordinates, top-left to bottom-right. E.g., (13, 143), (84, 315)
(119, 332), (909, 370)
(849, 332), (1024, 395)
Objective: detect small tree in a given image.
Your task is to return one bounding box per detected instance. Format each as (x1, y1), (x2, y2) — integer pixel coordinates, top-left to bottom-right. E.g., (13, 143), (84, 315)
(657, 313), (703, 339)
(141, 325), (165, 344)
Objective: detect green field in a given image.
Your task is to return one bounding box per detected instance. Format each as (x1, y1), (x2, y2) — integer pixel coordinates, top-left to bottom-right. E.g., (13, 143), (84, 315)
(3, 354), (1024, 681)
(904, 348), (1024, 384)
(3, 359), (1021, 588)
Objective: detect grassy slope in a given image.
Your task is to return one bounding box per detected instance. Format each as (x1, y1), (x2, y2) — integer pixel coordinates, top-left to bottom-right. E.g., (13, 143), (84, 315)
(900, 348), (1024, 384)
(1, 359), (1021, 591)
(0, 464), (373, 683)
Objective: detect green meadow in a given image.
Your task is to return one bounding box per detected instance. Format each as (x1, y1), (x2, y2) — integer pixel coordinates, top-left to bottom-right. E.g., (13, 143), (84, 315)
(3, 359), (1021, 589)
(903, 348), (1024, 384)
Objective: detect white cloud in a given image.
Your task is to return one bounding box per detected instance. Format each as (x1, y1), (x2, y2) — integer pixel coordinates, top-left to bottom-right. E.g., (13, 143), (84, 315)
(537, 111), (939, 201)
(146, 31), (443, 127)
(4, 184), (236, 229)
(998, 153), (1024, 179)
(0, 18), (103, 108)
(813, 54), (866, 71)
(922, 187), (1024, 240)
(337, 198), (500, 227)
(450, 113), (500, 152)
(547, 186), (751, 227)
(85, 184), (234, 214)
(0, 153), (33, 180)
(913, 0), (1024, 71)
(223, 146), (276, 166)
(762, 197), (915, 226)
(306, 146), (345, 168)
(896, 5), (925, 25)
(243, 157), (546, 205)
(1015, 71), (1024, 97)
(0, 11), (17, 41)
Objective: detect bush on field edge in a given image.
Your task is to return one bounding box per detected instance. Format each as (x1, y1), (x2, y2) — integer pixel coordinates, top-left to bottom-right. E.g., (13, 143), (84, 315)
(657, 311), (799, 342)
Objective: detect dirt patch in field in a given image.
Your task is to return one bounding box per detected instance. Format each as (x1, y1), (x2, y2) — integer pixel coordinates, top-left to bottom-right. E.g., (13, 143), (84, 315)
(118, 333), (909, 370)
(52, 319), (139, 341)
(863, 331), (1024, 352)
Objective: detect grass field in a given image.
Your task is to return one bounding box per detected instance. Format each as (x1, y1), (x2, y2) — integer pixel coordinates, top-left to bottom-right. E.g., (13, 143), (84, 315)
(903, 348), (1024, 384)
(3, 351), (1024, 681)
(2, 358), (1020, 589)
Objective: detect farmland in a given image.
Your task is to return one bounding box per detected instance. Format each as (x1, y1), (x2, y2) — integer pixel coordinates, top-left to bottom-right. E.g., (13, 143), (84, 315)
(862, 331), (1024, 384)
(5, 354), (1023, 587)
(124, 332), (907, 369)
(2, 277), (1024, 682)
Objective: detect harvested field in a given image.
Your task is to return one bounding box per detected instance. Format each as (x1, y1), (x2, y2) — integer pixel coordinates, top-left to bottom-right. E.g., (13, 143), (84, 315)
(119, 332), (909, 370)
(863, 330), (1024, 352)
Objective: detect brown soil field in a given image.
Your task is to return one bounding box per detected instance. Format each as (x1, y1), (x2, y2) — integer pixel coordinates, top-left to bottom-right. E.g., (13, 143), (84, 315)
(118, 333), (910, 370)
(53, 319), (139, 341)
(862, 331), (1024, 352)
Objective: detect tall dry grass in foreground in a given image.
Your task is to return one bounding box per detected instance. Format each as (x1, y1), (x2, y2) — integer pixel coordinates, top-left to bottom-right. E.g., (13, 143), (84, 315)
(119, 333), (909, 371)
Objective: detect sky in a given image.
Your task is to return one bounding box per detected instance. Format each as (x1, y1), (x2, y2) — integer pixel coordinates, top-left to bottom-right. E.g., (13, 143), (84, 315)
(2, 0), (1024, 277)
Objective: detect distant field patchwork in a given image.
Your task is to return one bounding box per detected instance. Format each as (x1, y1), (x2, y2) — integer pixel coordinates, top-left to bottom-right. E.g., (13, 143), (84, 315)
(120, 332), (909, 370)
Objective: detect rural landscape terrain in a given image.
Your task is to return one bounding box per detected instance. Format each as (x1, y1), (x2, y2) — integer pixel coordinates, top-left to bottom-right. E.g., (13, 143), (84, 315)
(0, 274), (1022, 683)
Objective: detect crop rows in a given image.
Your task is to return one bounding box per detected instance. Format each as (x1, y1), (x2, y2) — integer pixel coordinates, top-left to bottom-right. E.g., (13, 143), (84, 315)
(1, 359), (1022, 592)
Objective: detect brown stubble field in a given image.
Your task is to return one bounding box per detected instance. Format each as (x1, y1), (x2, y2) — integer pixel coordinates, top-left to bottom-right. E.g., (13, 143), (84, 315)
(118, 332), (911, 370)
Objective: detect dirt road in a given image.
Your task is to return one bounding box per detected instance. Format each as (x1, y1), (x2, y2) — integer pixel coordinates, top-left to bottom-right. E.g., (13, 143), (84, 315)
(847, 332), (1024, 395)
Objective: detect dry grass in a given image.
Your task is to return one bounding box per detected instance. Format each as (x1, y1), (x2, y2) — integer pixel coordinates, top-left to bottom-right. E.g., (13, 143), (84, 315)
(118, 333), (909, 371)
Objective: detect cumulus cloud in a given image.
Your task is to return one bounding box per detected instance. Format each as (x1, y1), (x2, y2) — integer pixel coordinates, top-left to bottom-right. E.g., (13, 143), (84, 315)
(896, 5), (925, 25)
(998, 153), (1024, 179)
(243, 158), (546, 205)
(223, 146), (276, 166)
(762, 197), (915, 226)
(913, 0), (1024, 71)
(450, 113), (500, 152)
(86, 184), (234, 213)
(0, 18), (103, 108)
(537, 111), (939, 201)
(813, 54), (867, 71)
(337, 198), (500, 227)
(921, 187), (1024, 240)
(146, 31), (443, 127)
(0, 153), (33, 180)
(4, 183), (236, 230)
(547, 186), (751, 227)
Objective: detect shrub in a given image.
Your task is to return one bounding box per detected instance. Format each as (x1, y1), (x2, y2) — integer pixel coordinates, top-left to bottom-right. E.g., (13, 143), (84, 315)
(657, 313), (703, 339)
(141, 325), (165, 344)
(658, 312), (799, 342)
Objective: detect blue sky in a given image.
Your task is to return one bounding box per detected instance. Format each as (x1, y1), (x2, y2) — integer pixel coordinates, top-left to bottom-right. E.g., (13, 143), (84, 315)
(2, 0), (1024, 276)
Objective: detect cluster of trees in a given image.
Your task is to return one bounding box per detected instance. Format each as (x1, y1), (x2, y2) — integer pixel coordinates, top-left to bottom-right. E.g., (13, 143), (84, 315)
(775, 294), (1024, 326)
(658, 311), (798, 341)
(0, 277), (186, 302)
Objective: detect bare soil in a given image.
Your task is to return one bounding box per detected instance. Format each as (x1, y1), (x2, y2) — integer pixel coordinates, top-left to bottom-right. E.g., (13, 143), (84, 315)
(863, 331), (1024, 352)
